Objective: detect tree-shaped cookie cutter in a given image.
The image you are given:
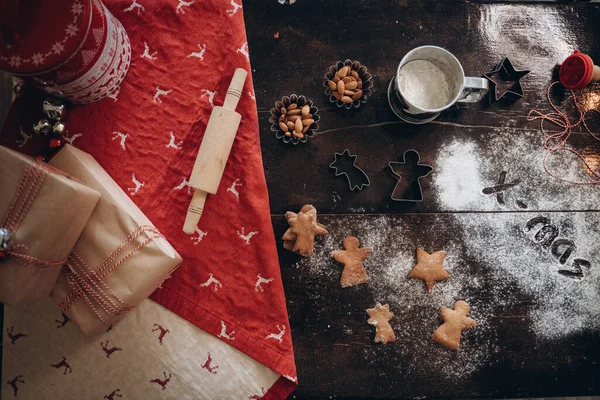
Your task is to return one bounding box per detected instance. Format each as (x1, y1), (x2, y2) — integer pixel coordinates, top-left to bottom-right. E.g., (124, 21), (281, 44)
(329, 149), (370, 191)
(388, 149), (432, 202)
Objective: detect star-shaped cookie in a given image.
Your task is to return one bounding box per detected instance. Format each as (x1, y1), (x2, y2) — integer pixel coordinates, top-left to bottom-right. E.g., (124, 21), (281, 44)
(366, 303), (396, 344)
(409, 248), (450, 292)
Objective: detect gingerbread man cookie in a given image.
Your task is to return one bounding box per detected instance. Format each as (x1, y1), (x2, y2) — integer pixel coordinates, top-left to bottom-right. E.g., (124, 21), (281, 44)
(366, 303), (396, 344)
(432, 300), (476, 350)
(409, 248), (451, 291)
(332, 236), (372, 287)
(282, 204), (328, 257)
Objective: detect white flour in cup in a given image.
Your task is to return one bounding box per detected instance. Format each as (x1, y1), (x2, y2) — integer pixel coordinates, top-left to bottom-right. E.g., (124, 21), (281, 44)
(398, 59), (452, 109)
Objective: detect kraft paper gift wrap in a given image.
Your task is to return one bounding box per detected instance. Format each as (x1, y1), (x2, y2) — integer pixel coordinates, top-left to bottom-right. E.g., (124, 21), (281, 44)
(49, 145), (182, 336)
(0, 146), (101, 304)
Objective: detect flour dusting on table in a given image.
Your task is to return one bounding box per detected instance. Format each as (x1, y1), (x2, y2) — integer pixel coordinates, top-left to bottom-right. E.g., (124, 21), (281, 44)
(432, 131), (600, 211)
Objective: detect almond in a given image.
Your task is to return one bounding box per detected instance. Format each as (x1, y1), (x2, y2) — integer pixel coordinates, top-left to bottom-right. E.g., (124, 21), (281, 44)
(337, 80), (345, 94)
(287, 114), (301, 122)
(302, 125), (310, 133)
(279, 114), (285, 122)
(285, 131), (292, 137)
(345, 81), (357, 90)
(302, 118), (314, 126)
(351, 70), (359, 79)
(341, 96), (353, 103)
(279, 121), (289, 132)
(351, 90), (363, 100)
(332, 91), (342, 100)
(287, 109), (302, 115)
(357, 80), (362, 89)
(281, 107), (286, 115)
(295, 118), (303, 132)
(327, 80), (337, 90)
(336, 65), (349, 78)
(302, 104), (310, 117)
(333, 76), (340, 83)
(287, 103), (298, 110)
(341, 77), (352, 83)
(344, 90), (356, 96)
(286, 121), (295, 130)
(293, 131), (304, 139)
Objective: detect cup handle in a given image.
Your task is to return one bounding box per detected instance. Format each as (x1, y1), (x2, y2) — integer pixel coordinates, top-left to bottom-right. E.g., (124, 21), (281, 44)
(457, 77), (489, 103)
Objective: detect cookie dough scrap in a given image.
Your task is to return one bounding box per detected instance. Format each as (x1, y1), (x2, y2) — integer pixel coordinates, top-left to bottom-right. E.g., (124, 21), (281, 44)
(409, 248), (451, 292)
(432, 300), (477, 351)
(366, 303), (396, 344)
(332, 236), (372, 288)
(282, 204), (328, 256)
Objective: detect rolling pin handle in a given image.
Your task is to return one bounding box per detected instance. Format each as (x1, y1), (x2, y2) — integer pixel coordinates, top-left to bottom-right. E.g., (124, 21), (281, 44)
(183, 190), (208, 234)
(223, 68), (248, 111)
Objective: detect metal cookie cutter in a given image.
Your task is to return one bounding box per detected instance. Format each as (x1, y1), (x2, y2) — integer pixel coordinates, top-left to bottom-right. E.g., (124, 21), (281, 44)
(483, 57), (530, 104)
(329, 149), (370, 191)
(388, 150), (432, 202)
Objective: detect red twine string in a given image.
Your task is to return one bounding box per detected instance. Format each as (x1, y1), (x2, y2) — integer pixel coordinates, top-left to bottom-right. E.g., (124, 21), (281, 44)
(527, 81), (600, 185)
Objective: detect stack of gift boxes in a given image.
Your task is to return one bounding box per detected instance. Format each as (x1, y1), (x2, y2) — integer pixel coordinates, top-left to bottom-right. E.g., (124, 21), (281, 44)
(0, 144), (182, 336)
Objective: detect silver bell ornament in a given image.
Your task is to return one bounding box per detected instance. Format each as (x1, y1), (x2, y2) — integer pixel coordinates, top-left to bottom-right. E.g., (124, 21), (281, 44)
(0, 228), (14, 258)
(42, 99), (67, 121)
(33, 119), (52, 136)
(52, 121), (66, 136)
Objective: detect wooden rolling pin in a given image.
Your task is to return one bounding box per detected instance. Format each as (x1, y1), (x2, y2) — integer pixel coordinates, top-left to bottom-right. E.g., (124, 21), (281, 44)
(183, 68), (248, 234)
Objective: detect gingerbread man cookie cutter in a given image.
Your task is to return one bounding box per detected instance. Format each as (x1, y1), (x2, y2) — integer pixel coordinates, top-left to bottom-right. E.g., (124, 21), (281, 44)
(388, 149), (432, 202)
(329, 149), (370, 191)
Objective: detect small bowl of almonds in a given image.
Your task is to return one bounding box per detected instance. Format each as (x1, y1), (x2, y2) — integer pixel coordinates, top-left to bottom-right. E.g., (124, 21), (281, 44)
(269, 94), (320, 145)
(323, 59), (374, 109)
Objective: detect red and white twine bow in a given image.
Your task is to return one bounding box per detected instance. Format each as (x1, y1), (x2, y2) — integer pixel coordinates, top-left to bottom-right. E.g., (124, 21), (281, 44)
(527, 81), (600, 184)
(2, 161), (68, 268)
(59, 225), (164, 325)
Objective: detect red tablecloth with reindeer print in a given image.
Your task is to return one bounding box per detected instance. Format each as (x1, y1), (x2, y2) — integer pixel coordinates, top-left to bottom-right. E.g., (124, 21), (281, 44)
(0, 0), (297, 398)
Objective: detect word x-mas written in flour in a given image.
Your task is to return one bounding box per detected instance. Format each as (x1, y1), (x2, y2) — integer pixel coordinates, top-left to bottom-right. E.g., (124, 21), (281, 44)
(524, 216), (592, 279)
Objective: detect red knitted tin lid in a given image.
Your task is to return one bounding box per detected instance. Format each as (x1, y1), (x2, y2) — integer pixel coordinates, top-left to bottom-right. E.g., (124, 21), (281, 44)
(560, 50), (594, 90)
(0, 0), (92, 75)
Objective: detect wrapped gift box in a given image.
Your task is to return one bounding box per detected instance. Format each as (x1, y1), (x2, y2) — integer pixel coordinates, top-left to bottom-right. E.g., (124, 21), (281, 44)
(49, 145), (182, 336)
(0, 146), (100, 304)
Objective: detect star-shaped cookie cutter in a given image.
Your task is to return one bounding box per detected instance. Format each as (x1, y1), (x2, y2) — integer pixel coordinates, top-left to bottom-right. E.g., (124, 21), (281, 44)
(329, 149), (370, 191)
(483, 57), (530, 104)
(388, 149), (432, 202)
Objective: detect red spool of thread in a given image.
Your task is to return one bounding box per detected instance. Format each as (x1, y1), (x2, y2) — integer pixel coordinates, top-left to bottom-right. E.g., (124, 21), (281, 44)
(559, 50), (600, 90)
(0, 0), (131, 104)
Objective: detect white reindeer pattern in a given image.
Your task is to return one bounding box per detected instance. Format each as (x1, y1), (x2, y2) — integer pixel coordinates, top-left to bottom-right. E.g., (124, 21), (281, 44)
(124, 0), (144, 14)
(200, 89), (217, 107)
(218, 320), (235, 341)
(187, 44), (206, 60)
(173, 176), (192, 193)
(191, 227), (207, 245)
(176, 0), (194, 14)
(237, 227), (259, 245)
(199, 273), (222, 291)
(166, 131), (183, 150)
(127, 173), (145, 195)
(153, 86), (172, 103)
(63, 132), (83, 145)
(254, 274), (274, 292)
(141, 41), (158, 60)
(226, 0), (242, 16)
(227, 178), (242, 199)
(265, 325), (286, 344)
(237, 42), (249, 62)
(112, 131), (129, 150)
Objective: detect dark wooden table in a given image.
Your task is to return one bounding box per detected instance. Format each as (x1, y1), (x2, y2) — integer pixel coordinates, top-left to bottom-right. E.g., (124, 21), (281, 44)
(244, 1), (600, 398)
